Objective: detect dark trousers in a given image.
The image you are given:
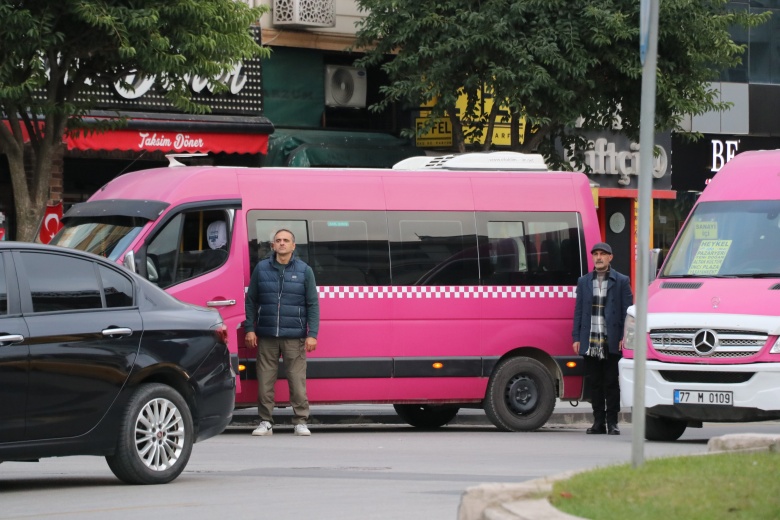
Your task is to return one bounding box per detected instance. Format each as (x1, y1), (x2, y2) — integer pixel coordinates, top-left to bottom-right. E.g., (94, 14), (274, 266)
(585, 354), (621, 425)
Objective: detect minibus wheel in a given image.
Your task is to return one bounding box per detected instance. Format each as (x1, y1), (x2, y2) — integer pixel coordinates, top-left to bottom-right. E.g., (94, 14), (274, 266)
(393, 404), (459, 429)
(484, 357), (555, 432)
(645, 414), (687, 442)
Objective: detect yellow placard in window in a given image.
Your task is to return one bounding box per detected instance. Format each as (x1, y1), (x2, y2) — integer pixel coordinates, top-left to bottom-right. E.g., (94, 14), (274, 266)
(694, 221), (718, 240)
(688, 240), (731, 275)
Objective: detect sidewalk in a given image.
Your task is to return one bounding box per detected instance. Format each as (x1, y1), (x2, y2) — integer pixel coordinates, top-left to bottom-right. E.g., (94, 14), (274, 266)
(228, 400), (631, 430)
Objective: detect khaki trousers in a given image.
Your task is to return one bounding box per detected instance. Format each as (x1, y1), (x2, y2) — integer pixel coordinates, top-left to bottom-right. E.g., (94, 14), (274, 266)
(257, 337), (310, 425)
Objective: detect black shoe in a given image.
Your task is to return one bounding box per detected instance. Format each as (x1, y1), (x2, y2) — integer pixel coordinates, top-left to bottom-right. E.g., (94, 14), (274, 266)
(586, 423), (606, 434)
(608, 423), (620, 435)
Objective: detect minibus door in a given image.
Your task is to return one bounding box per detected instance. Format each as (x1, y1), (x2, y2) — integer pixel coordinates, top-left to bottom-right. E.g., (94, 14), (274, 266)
(140, 204), (245, 392)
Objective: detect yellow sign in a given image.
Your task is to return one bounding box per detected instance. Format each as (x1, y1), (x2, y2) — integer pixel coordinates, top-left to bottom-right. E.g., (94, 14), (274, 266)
(688, 239), (732, 275)
(694, 221), (718, 240)
(414, 87), (526, 148)
(415, 117), (453, 147)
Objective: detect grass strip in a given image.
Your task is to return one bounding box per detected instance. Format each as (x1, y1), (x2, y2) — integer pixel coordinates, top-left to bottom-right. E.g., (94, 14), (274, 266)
(550, 451), (780, 520)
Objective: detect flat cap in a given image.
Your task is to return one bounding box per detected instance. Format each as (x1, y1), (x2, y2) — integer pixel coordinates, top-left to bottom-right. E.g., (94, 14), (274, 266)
(590, 242), (612, 255)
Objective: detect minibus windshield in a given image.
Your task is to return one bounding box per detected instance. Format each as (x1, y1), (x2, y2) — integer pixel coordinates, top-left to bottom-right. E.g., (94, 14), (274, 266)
(50, 216), (146, 261)
(661, 200), (780, 278)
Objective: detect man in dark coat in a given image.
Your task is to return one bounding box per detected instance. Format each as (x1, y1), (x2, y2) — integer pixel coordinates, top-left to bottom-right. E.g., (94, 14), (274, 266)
(572, 242), (633, 435)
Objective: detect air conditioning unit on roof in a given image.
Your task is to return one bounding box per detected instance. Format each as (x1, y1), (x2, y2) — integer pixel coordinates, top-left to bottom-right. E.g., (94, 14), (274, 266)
(273, 0), (336, 29)
(325, 65), (367, 108)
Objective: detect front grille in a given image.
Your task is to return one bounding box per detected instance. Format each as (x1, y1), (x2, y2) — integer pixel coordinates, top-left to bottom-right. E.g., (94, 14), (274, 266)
(659, 371), (755, 384)
(650, 328), (767, 358)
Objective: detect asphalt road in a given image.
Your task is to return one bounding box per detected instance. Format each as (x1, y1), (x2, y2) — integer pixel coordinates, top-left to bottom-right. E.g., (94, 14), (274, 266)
(3, 411), (779, 520)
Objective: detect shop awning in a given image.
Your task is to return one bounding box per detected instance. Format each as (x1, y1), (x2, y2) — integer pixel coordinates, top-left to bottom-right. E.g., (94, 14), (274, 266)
(6, 111), (274, 155)
(266, 128), (425, 168)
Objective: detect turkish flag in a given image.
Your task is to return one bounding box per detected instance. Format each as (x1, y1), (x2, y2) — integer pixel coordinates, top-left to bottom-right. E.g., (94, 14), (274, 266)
(38, 203), (64, 244)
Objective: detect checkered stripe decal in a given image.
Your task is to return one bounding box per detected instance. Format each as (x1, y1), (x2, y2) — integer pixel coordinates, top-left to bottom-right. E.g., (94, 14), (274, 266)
(318, 286), (575, 299)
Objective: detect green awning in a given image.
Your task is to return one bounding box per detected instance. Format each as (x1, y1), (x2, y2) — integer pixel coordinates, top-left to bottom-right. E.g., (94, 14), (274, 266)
(265, 129), (426, 168)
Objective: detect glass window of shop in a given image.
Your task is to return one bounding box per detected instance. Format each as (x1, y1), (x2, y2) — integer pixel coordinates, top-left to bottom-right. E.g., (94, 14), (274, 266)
(721, 2), (780, 84)
(653, 194), (699, 267)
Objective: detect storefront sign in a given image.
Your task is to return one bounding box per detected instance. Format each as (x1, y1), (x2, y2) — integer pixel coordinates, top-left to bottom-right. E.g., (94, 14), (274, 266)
(671, 134), (780, 192)
(65, 128), (268, 154)
(562, 131), (672, 190)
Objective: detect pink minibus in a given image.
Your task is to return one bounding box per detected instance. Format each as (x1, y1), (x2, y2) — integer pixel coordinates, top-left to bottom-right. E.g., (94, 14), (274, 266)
(52, 153), (601, 431)
(620, 149), (780, 440)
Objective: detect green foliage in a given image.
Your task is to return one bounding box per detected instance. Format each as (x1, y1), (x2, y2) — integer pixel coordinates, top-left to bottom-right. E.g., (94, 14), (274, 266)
(354, 0), (769, 166)
(551, 451), (780, 519)
(0, 0), (269, 241)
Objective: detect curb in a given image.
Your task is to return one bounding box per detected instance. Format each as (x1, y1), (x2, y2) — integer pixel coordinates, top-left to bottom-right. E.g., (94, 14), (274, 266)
(228, 408), (632, 430)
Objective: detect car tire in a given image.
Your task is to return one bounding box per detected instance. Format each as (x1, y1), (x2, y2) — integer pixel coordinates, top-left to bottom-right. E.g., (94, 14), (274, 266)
(645, 414), (687, 442)
(106, 383), (194, 485)
(484, 357), (555, 432)
(393, 404), (459, 429)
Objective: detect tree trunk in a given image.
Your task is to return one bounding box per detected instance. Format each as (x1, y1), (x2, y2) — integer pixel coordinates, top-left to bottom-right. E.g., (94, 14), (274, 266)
(7, 141), (57, 242)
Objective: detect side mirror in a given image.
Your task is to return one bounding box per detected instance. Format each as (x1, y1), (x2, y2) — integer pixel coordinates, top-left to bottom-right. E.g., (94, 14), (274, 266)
(123, 250), (136, 273)
(649, 248), (661, 283)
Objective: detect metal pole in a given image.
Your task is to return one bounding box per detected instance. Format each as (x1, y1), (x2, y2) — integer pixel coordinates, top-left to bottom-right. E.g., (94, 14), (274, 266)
(633, 0), (659, 468)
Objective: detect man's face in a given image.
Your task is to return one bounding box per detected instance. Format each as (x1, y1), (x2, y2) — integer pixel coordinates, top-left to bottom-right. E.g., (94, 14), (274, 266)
(592, 250), (613, 272)
(273, 231), (296, 255)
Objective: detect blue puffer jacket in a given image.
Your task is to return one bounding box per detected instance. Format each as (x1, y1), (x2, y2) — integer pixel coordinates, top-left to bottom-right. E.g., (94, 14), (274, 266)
(254, 257), (309, 338)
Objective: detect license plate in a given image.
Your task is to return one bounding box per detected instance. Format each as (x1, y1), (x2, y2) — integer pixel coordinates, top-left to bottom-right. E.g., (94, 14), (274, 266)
(674, 390), (733, 405)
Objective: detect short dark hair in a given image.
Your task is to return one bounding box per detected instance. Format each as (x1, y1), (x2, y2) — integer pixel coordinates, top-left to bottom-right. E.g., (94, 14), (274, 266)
(274, 229), (296, 243)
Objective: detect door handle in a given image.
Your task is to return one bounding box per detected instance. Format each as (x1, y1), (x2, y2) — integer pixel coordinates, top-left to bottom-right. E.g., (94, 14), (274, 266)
(0, 334), (25, 346)
(207, 299), (236, 307)
(102, 327), (133, 337)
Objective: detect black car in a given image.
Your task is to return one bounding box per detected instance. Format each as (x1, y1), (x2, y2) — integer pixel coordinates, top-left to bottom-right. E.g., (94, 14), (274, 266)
(0, 242), (235, 484)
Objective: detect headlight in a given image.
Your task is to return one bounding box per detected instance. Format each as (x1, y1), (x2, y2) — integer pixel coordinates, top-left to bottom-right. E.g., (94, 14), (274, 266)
(770, 337), (780, 354)
(623, 314), (636, 350)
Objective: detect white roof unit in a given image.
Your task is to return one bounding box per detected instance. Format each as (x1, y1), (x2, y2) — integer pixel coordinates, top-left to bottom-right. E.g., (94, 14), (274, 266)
(392, 152), (548, 171)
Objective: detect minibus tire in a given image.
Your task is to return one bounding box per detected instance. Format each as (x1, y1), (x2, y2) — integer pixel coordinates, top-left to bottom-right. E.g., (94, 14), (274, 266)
(484, 357), (555, 432)
(393, 404), (459, 429)
(645, 414), (687, 442)
(106, 383), (194, 485)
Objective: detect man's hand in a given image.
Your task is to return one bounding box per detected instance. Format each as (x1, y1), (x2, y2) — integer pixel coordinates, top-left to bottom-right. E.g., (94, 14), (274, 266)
(572, 341), (580, 355)
(305, 337), (317, 352)
(245, 331), (258, 348)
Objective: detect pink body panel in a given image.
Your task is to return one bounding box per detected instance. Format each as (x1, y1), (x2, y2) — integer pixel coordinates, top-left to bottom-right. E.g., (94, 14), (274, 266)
(86, 165), (599, 406)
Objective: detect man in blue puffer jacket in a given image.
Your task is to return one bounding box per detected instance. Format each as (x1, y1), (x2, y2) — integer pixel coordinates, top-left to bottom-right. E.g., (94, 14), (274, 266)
(245, 229), (320, 437)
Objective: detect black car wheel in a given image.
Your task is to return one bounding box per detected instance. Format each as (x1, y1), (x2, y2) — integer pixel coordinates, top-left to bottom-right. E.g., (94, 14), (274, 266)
(484, 357), (555, 432)
(106, 383), (194, 484)
(393, 404), (459, 429)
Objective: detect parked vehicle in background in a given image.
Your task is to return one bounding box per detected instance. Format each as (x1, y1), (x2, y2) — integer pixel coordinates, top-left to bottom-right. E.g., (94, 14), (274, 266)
(49, 152), (601, 432)
(620, 149), (780, 441)
(0, 242), (234, 484)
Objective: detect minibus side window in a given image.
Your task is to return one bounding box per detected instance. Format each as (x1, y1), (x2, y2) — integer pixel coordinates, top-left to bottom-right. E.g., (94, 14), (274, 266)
(389, 212), (479, 286)
(478, 213), (582, 285)
(247, 211), (390, 286)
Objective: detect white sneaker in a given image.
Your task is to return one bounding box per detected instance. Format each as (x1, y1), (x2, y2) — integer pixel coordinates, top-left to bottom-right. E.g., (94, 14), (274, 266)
(252, 421), (273, 436)
(293, 424), (311, 436)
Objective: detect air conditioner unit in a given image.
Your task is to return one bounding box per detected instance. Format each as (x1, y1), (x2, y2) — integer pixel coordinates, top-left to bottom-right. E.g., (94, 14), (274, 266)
(273, 0), (336, 29)
(324, 66), (367, 108)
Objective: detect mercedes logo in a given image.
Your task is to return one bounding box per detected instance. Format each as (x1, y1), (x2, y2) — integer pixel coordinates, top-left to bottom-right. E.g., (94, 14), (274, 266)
(692, 329), (718, 356)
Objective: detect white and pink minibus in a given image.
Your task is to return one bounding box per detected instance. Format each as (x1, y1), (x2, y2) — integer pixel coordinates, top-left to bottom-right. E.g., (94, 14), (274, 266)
(51, 152), (601, 431)
(620, 149), (780, 441)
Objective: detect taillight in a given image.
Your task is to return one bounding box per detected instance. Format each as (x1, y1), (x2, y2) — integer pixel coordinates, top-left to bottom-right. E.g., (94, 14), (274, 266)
(213, 323), (228, 346)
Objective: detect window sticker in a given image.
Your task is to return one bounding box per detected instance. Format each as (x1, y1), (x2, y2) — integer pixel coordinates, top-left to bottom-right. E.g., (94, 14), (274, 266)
(688, 239), (732, 275)
(694, 221), (718, 240)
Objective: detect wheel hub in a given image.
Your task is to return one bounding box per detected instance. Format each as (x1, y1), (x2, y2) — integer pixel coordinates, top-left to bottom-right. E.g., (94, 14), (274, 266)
(506, 375), (538, 414)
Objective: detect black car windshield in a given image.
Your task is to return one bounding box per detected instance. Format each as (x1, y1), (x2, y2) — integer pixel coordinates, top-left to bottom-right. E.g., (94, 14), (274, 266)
(661, 200), (780, 278)
(50, 216), (147, 261)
